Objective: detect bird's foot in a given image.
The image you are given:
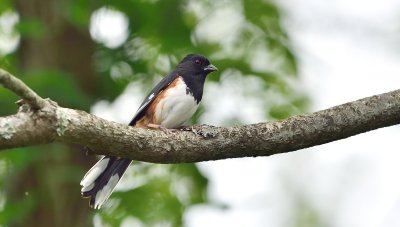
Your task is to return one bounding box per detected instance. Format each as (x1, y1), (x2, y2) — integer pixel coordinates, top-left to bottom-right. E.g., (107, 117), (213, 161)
(147, 123), (178, 134)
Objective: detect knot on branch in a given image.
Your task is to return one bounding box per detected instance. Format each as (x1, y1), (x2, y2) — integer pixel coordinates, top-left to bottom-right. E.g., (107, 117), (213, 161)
(181, 124), (219, 138)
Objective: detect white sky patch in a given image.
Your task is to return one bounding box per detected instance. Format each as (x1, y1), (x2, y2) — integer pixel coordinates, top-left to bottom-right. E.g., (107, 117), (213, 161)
(247, 44), (280, 73)
(0, 10), (20, 55)
(187, 1), (400, 227)
(279, 0), (400, 110)
(200, 71), (268, 126)
(120, 216), (145, 227)
(279, 0), (400, 227)
(89, 7), (129, 49)
(193, 4), (244, 49)
(154, 54), (171, 73)
(110, 61), (133, 80)
(91, 82), (145, 124)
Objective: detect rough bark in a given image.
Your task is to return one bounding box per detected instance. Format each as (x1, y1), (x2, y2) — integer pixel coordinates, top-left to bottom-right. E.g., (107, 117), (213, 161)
(1, 88), (399, 163)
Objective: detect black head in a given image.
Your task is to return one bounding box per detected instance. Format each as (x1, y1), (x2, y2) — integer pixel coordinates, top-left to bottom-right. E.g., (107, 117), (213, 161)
(174, 54), (218, 103)
(176, 54), (218, 77)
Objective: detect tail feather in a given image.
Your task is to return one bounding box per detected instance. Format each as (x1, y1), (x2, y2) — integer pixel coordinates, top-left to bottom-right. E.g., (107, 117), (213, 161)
(80, 156), (131, 209)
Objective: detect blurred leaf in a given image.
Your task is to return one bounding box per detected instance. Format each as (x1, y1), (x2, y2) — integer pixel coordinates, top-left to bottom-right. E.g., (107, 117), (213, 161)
(0, 0), (12, 14)
(111, 0), (192, 52)
(0, 53), (17, 70)
(243, 0), (297, 74)
(244, 0), (280, 30)
(0, 55), (24, 116)
(0, 147), (43, 171)
(15, 18), (47, 38)
(63, 0), (93, 27)
(0, 192), (35, 225)
(295, 199), (325, 227)
(21, 70), (92, 109)
(0, 88), (20, 116)
(170, 164), (208, 204)
(0, 147), (43, 225)
(269, 104), (293, 120)
(291, 96), (310, 113)
(100, 163), (208, 226)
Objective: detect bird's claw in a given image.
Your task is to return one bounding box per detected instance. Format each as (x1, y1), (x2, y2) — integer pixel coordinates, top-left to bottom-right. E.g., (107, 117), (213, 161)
(147, 123), (178, 134)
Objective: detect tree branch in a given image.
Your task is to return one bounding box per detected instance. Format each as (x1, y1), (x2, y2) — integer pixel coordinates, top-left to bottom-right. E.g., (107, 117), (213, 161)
(0, 69), (47, 109)
(0, 69), (400, 163)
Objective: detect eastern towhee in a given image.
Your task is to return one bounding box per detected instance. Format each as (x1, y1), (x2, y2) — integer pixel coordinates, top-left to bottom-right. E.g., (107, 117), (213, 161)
(80, 54), (218, 209)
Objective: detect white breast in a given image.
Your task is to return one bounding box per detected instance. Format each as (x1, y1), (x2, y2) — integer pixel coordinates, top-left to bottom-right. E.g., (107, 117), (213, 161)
(154, 77), (199, 128)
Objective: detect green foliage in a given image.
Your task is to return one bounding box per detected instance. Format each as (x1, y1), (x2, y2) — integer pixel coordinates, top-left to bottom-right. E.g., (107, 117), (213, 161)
(99, 164), (208, 226)
(0, 0), (309, 226)
(90, 0), (307, 119)
(21, 70), (92, 109)
(0, 192), (35, 225)
(16, 18), (47, 38)
(0, 0), (11, 14)
(63, 0), (93, 27)
(111, 0), (192, 52)
(243, 0), (297, 74)
(0, 89), (19, 116)
(0, 147), (45, 225)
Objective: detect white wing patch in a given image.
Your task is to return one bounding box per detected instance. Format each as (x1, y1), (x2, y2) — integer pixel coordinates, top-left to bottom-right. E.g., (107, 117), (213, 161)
(133, 92), (158, 118)
(134, 99), (152, 117)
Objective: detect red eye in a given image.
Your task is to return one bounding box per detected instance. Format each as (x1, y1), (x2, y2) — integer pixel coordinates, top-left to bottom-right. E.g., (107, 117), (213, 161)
(194, 59), (201, 65)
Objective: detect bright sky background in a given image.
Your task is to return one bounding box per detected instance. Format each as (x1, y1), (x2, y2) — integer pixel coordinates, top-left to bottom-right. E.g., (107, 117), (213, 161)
(186, 0), (400, 227)
(89, 1), (400, 227)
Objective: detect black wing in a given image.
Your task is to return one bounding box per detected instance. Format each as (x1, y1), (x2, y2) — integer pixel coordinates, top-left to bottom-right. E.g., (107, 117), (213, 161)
(128, 73), (178, 126)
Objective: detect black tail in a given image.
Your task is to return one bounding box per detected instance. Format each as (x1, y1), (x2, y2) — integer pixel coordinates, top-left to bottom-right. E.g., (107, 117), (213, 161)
(80, 156), (131, 209)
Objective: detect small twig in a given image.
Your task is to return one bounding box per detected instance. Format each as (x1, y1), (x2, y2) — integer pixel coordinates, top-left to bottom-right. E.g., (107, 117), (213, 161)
(0, 68), (47, 109)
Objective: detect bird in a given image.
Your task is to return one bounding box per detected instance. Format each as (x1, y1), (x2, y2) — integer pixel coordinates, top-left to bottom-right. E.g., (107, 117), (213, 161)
(80, 54), (218, 209)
